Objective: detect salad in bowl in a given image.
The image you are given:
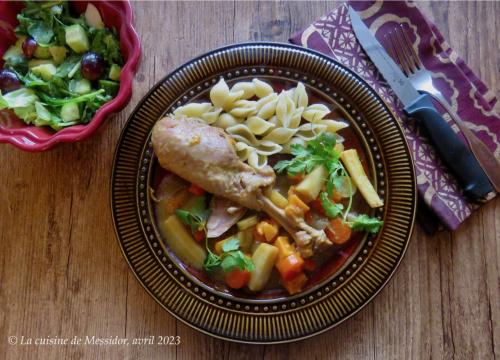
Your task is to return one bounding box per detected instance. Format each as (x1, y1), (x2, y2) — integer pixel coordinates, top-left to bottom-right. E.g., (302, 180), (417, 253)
(0, 0), (140, 150)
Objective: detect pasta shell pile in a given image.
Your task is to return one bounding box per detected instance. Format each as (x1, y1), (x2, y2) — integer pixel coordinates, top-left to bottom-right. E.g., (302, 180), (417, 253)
(173, 78), (348, 169)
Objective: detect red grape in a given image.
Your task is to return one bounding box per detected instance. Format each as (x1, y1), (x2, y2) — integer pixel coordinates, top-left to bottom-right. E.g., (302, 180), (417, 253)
(22, 37), (38, 58)
(0, 69), (22, 94)
(81, 52), (105, 80)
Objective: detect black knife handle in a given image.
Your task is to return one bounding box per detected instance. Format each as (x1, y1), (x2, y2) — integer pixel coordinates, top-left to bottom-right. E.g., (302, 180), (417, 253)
(404, 94), (492, 200)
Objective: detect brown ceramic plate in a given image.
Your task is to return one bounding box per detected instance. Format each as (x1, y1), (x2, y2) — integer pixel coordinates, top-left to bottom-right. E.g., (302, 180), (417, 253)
(111, 42), (416, 343)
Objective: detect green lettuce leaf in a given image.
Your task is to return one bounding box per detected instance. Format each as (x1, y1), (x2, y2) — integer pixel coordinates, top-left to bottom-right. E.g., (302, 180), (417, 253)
(0, 88), (39, 109)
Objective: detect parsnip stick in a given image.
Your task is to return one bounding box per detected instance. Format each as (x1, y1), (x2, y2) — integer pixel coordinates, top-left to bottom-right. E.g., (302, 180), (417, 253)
(340, 149), (383, 208)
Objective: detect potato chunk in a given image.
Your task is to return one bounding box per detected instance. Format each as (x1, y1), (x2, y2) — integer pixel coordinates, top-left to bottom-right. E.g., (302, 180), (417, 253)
(248, 243), (279, 291)
(295, 165), (327, 203)
(161, 215), (206, 270)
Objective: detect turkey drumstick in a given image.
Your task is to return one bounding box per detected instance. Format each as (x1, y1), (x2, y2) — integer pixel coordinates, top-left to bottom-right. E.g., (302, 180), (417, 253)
(152, 116), (331, 257)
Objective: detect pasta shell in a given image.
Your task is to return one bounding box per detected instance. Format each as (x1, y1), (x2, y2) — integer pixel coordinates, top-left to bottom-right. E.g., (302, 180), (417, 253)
(233, 99), (257, 108)
(173, 102), (212, 117)
(302, 103), (330, 122)
(276, 91), (295, 128)
(210, 78), (229, 108)
(295, 122), (327, 140)
(255, 140), (283, 156)
(231, 82), (256, 100)
(257, 98), (278, 120)
(229, 105), (257, 118)
(214, 113), (240, 129)
(262, 127), (297, 144)
(246, 116), (275, 135)
(288, 107), (304, 129)
(222, 90), (245, 111)
(255, 92), (278, 110)
(200, 107), (223, 124)
(267, 115), (280, 127)
(320, 119), (349, 133)
(293, 82), (308, 108)
(282, 137), (307, 154)
(235, 142), (252, 162)
(226, 124), (259, 146)
(253, 79), (274, 98)
(248, 149), (268, 169)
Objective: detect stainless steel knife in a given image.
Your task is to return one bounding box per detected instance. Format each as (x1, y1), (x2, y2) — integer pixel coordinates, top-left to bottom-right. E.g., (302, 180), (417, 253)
(348, 6), (492, 200)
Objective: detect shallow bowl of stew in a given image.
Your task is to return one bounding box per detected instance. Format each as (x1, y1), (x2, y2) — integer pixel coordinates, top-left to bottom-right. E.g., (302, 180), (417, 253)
(111, 42), (417, 343)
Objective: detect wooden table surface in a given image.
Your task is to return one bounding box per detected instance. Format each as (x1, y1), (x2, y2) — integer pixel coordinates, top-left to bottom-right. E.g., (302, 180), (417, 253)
(1, 1), (499, 359)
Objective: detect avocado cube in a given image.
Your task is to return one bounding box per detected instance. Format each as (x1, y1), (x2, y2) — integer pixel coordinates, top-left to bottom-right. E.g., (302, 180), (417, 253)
(65, 24), (89, 53)
(60, 103), (80, 122)
(31, 63), (57, 81)
(49, 46), (68, 65)
(108, 64), (121, 81)
(34, 46), (52, 59)
(14, 36), (26, 49)
(69, 79), (92, 94)
(28, 59), (54, 68)
(2, 45), (23, 61)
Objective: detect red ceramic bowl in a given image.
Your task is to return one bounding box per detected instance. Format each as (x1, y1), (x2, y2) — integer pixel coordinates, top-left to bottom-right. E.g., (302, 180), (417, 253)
(0, 1), (141, 151)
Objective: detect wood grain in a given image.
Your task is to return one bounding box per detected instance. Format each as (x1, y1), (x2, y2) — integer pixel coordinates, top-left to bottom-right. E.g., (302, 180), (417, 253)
(0, 1), (498, 359)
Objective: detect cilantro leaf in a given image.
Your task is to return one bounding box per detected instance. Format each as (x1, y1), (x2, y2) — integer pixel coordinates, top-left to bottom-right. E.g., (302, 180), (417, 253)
(190, 196), (211, 221)
(203, 252), (222, 274)
(220, 254), (239, 272)
(221, 237), (240, 252)
(221, 251), (255, 272)
(175, 196), (211, 231)
(273, 133), (340, 176)
(203, 236), (254, 274)
(320, 192), (344, 218)
(326, 167), (343, 195)
(174, 209), (194, 226)
(350, 215), (383, 234)
(273, 159), (293, 174)
(289, 144), (310, 158)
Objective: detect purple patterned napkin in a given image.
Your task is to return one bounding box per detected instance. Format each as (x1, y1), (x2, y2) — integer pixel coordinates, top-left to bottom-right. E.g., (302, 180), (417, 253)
(290, 1), (499, 230)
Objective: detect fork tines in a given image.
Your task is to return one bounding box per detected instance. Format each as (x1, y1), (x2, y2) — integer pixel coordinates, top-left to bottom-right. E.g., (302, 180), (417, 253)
(385, 24), (421, 76)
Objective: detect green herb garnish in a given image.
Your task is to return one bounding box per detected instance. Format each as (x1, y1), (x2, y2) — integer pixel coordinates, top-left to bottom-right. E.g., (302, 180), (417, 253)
(274, 132), (338, 177)
(202, 237), (254, 274)
(221, 249), (255, 273)
(221, 237), (240, 252)
(175, 196), (211, 231)
(203, 252), (222, 274)
(320, 192), (344, 218)
(349, 215), (384, 234)
(274, 133), (353, 220)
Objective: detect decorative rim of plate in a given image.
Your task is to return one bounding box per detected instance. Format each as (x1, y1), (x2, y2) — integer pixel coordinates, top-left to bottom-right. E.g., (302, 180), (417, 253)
(111, 42), (416, 344)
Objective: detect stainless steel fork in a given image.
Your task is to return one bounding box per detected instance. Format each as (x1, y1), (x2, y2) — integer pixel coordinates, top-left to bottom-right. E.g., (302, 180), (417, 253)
(386, 24), (500, 193)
